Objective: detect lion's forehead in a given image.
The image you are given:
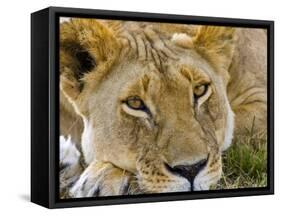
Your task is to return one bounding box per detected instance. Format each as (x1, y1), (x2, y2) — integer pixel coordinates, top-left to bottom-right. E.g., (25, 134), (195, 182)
(112, 22), (189, 72)
(106, 22), (213, 80)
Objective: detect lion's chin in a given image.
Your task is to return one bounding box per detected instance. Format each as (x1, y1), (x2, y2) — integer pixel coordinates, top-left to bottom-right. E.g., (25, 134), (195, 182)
(136, 175), (190, 194)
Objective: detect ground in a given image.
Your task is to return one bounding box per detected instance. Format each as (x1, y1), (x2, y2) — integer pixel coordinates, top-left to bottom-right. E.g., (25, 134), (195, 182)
(214, 121), (267, 190)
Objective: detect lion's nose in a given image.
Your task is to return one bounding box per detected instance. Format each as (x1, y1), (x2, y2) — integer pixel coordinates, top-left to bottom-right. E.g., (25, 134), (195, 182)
(165, 158), (208, 184)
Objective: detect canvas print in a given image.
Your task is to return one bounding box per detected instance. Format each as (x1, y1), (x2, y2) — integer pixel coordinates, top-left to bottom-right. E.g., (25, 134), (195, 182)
(59, 17), (267, 199)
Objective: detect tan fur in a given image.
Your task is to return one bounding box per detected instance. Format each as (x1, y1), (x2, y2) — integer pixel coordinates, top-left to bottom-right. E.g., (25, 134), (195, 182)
(60, 18), (266, 196)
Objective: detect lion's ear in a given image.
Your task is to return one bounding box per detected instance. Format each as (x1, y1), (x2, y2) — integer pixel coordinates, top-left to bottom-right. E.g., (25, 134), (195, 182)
(192, 26), (236, 72)
(60, 19), (119, 102)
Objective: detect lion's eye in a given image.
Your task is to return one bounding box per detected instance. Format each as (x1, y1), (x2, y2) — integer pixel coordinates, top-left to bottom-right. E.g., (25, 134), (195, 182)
(126, 96), (146, 110)
(193, 84), (209, 98)
(122, 96), (151, 119)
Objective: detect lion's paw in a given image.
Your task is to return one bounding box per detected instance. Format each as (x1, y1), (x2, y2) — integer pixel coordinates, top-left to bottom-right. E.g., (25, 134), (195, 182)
(60, 136), (83, 198)
(70, 162), (134, 197)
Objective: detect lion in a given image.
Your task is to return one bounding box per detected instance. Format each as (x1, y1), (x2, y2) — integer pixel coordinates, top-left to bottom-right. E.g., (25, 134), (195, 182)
(59, 18), (267, 197)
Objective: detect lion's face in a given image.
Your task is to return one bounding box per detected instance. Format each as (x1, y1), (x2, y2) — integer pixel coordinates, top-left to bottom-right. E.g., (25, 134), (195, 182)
(60, 19), (235, 192)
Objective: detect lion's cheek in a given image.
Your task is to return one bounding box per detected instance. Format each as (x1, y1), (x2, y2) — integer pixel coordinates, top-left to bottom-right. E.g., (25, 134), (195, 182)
(95, 141), (138, 173)
(111, 151), (138, 173)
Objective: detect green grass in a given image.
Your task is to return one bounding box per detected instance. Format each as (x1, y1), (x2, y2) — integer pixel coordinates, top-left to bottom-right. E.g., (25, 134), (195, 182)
(214, 123), (267, 190)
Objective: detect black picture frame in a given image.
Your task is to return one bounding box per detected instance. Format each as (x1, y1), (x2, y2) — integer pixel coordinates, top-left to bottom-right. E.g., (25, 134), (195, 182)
(31, 6), (274, 209)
